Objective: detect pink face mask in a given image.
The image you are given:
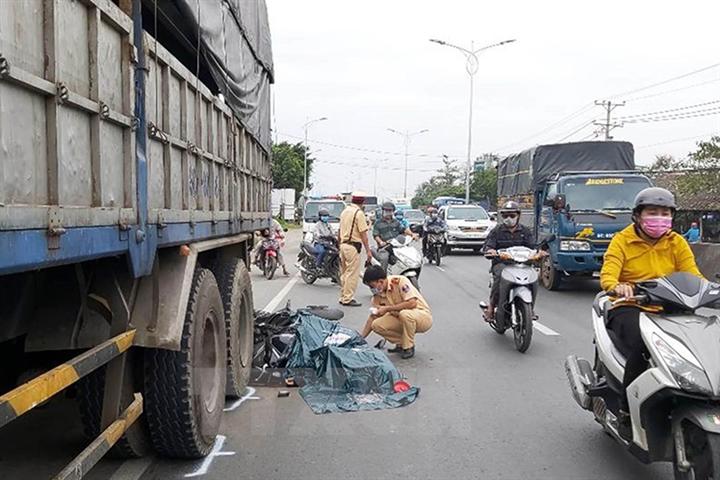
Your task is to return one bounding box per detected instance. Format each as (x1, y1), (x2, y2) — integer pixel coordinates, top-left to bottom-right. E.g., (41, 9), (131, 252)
(641, 216), (672, 239)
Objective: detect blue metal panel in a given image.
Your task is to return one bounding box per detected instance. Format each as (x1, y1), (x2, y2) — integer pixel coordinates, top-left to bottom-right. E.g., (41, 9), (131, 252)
(0, 227), (129, 276)
(156, 219), (271, 248)
(127, 0), (155, 279)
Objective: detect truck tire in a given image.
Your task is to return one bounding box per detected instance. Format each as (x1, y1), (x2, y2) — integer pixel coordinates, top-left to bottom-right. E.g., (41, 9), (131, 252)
(213, 258), (254, 398)
(541, 256), (562, 291)
(144, 268), (227, 458)
(77, 354), (150, 458)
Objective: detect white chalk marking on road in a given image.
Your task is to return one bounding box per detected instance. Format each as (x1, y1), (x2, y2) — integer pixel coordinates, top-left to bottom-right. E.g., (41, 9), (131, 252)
(109, 457), (152, 480)
(184, 435), (236, 478)
(436, 266), (446, 272)
(261, 273), (300, 312)
(534, 321), (560, 336)
(224, 386), (260, 412)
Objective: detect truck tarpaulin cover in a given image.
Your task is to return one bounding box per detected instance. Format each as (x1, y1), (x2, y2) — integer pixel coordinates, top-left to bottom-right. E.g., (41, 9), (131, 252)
(287, 313), (419, 414)
(175, 0), (274, 151)
(498, 141), (635, 197)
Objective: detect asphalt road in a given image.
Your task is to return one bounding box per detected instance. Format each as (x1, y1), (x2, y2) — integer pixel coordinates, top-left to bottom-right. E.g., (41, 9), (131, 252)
(0, 228), (673, 479)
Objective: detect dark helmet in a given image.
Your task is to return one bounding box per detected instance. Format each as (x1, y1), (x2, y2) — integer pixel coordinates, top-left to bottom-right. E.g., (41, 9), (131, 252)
(633, 187), (676, 213)
(499, 201), (521, 215)
(382, 201), (396, 211)
(318, 207), (330, 216)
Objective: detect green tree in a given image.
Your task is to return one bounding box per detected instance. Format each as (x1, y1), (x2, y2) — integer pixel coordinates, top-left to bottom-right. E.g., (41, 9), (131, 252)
(411, 158), (464, 208)
(470, 168), (498, 207)
(271, 142), (315, 200)
(678, 135), (720, 196)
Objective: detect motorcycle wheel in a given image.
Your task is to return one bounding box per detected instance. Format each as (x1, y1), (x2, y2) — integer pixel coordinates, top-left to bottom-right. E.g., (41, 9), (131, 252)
(513, 299), (533, 353)
(435, 245), (442, 266)
(330, 257), (341, 284)
(674, 425), (720, 480)
(264, 256), (277, 280)
(301, 258), (317, 285)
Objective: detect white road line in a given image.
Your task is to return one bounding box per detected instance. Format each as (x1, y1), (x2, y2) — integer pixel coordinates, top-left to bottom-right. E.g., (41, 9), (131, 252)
(261, 273), (300, 312)
(224, 386), (260, 412)
(109, 457), (152, 480)
(184, 435), (236, 478)
(534, 321), (560, 336)
(436, 266), (446, 272)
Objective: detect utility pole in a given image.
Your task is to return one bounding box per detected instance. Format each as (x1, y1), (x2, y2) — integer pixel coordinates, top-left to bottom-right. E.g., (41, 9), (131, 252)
(387, 128), (429, 199)
(593, 100), (625, 140)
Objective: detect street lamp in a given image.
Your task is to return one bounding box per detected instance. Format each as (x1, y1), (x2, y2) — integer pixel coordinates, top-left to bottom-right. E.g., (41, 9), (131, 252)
(429, 38), (515, 203)
(303, 116), (328, 195)
(387, 128), (429, 199)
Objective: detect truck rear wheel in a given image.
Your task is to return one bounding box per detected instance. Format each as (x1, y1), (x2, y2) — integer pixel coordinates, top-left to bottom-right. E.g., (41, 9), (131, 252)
(144, 268), (227, 458)
(213, 258), (254, 398)
(77, 352), (150, 458)
(541, 256), (562, 291)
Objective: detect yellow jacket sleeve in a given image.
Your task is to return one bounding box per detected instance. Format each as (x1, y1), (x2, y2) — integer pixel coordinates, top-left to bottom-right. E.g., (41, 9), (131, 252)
(675, 237), (703, 279)
(600, 237), (625, 292)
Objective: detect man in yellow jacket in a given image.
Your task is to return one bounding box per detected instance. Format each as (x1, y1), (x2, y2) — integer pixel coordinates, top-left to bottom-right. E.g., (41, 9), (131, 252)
(600, 187), (702, 437)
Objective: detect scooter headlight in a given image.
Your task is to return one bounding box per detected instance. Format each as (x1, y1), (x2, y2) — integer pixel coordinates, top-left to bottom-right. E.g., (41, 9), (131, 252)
(652, 334), (712, 395)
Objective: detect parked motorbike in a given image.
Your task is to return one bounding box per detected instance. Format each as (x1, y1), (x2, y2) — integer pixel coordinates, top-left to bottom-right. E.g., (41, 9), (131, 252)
(255, 234), (280, 280)
(424, 224), (447, 266)
(480, 246), (543, 353)
(565, 272), (720, 478)
(296, 236), (341, 285)
(373, 234), (423, 289)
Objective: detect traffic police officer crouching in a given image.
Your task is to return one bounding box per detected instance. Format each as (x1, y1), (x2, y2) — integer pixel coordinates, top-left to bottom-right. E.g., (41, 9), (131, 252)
(361, 265), (433, 359)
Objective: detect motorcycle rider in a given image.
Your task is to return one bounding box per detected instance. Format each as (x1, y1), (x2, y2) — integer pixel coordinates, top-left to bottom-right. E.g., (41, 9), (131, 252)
(483, 201), (537, 321)
(422, 206), (447, 257)
(600, 187), (702, 437)
(373, 202), (415, 271)
(311, 208), (335, 267)
(254, 218), (289, 276)
(394, 209), (410, 230)
(360, 265), (433, 359)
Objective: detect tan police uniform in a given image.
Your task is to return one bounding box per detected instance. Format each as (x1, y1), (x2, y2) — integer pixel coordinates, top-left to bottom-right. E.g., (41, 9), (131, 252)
(338, 203), (369, 304)
(371, 275), (432, 349)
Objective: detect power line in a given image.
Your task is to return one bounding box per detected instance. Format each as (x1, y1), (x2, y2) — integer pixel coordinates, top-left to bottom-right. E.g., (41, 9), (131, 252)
(623, 108), (720, 124)
(554, 120), (596, 143)
(593, 100), (625, 140)
(609, 62), (720, 100)
(625, 78), (720, 102)
(618, 100), (720, 120)
(636, 132), (717, 150)
(277, 132), (464, 160)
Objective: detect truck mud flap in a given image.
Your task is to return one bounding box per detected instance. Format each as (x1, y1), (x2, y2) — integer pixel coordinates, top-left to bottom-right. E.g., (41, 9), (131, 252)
(0, 330), (142, 478)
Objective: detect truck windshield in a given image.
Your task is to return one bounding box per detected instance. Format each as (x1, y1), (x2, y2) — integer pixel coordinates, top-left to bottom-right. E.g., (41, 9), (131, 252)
(304, 202), (345, 221)
(446, 207), (489, 220)
(562, 176), (651, 211)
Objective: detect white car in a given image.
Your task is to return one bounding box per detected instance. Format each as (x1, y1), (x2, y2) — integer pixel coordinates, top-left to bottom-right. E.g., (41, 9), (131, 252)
(302, 200), (346, 241)
(440, 205), (496, 253)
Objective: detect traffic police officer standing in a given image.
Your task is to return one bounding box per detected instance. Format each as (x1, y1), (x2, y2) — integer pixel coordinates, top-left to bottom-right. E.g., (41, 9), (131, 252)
(361, 265), (433, 359)
(338, 192), (373, 307)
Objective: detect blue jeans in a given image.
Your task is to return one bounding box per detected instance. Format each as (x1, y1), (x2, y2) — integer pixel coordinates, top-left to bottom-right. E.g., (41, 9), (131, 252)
(314, 243), (327, 267)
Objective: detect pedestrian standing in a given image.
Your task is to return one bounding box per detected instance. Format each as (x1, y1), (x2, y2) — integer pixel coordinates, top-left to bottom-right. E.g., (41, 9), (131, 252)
(683, 222), (701, 244)
(338, 192), (373, 307)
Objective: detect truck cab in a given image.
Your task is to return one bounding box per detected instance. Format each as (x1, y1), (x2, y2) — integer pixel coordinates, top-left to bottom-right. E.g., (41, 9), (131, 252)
(537, 173), (652, 289)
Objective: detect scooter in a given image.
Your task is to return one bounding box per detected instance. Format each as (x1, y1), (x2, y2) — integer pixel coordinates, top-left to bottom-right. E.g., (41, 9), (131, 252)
(255, 234), (280, 280)
(373, 234), (423, 289)
(565, 272), (720, 478)
(296, 236), (341, 285)
(480, 246), (543, 353)
(424, 224), (447, 266)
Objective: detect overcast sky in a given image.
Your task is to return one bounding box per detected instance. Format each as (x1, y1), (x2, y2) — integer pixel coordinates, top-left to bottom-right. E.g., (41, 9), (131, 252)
(266, 0), (720, 200)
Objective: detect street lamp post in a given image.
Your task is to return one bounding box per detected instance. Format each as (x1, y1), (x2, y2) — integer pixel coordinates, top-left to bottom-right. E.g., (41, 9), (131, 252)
(429, 38), (515, 203)
(387, 128), (429, 199)
(303, 116), (328, 196)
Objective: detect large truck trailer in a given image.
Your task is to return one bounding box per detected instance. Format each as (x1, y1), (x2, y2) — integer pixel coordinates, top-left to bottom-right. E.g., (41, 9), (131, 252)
(0, 0), (273, 474)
